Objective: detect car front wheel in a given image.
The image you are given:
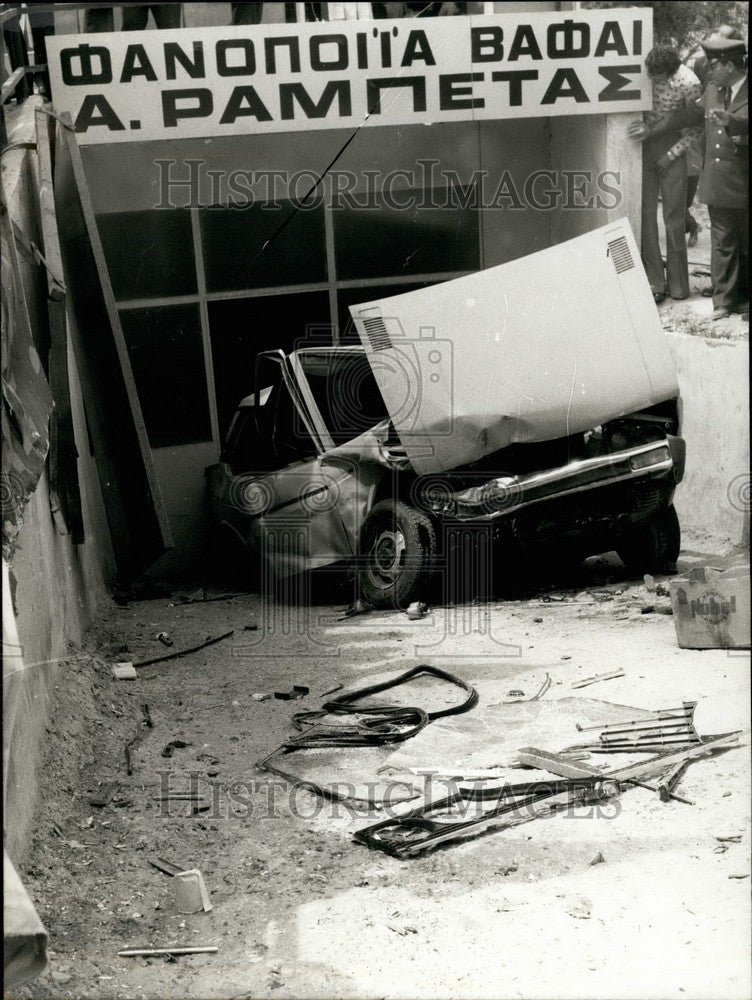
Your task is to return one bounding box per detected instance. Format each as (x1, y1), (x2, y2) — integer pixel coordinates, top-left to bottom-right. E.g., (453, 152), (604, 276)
(358, 500), (437, 609)
(617, 503), (681, 575)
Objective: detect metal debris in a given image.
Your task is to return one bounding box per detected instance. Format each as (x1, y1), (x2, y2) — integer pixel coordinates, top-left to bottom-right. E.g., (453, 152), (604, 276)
(132, 630), (235, 669)
(571, 669), (625, 690)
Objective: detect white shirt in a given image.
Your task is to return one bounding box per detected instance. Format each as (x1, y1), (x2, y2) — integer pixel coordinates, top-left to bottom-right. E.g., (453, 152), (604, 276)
(729, 73), (747, 105)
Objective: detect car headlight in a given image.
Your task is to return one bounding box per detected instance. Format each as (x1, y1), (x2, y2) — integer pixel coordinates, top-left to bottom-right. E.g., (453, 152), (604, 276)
(629, 445), (671, 472)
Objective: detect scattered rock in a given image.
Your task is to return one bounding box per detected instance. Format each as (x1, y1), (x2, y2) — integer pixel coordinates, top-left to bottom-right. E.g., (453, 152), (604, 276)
(565, 895), (592, 919)
(497, 863), (518, 876)
(340, 598), (373, 619)
(589, 852), (605, 867)
(161, 740), (190, 758)
(112, 662), (137, 680)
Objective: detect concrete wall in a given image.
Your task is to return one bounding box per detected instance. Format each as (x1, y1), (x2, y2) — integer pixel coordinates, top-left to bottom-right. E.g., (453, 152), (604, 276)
(550, 112), (642, 246)
(667, 332), (750, 553)
(3, 103), (115, 863)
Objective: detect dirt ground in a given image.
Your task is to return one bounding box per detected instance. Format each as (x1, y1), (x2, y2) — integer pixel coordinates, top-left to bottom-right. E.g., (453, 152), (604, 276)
(657, 200), (748, 342)
(10, 543), (751, 1000)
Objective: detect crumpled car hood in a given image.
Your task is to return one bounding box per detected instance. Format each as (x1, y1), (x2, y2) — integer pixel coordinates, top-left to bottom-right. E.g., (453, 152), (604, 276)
(349, 219), (679, 476)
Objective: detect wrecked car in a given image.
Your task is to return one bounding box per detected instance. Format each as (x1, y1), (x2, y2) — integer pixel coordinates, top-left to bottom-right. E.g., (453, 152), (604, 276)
(207, 220), (685, 607)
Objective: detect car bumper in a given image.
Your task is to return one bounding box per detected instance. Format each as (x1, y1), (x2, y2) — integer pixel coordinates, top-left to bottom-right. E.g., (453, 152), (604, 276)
(444, 437), (683, 521)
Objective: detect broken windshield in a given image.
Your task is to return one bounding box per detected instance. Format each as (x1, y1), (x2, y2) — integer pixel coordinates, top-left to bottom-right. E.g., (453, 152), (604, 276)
(297, 353), (388, 445)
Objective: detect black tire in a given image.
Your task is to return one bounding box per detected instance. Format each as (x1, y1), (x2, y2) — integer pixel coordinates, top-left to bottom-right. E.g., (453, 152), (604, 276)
(617, 504), (680, 575)
(358, 500), (437, 609)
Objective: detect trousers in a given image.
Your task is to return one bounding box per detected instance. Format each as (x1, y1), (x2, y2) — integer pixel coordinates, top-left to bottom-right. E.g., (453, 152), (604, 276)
(641, 150), (689, 299)
(708, 205), (749, 310)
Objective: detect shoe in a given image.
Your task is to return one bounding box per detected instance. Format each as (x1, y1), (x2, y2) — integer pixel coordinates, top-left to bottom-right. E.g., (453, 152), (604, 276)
(653, 291), (667, 304)
(687, 225), (700, 248)
(701, 286), (714, 297)
(732, 301), (749, 314)
(711, 307), (731, 320)
(670, 293), (689, 301)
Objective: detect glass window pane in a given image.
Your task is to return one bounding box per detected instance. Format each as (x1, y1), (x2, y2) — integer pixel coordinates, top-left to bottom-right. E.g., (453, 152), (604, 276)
(208, 291), (331, 440)
(201, 203), (327, 293)
(119, 304), (212, 448)
(333, 186), (479, 281)
(98, 210), (197, 300)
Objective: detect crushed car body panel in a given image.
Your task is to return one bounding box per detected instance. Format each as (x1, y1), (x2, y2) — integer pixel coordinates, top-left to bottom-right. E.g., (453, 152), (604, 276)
(349, 219), (679, 476)
(208, 349), (397, 577)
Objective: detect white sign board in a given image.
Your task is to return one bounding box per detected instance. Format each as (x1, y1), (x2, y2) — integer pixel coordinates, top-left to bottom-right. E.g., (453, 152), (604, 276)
(46, 10), (652, 145)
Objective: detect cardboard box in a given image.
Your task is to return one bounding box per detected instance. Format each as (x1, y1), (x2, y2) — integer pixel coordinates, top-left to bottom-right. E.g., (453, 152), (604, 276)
(669, 565), (750, 649)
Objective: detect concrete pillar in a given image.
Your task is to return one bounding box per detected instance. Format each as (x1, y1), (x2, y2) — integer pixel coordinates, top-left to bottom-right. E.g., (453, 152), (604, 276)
(604, 111), (643, 244)
(550, 111), (642, 246)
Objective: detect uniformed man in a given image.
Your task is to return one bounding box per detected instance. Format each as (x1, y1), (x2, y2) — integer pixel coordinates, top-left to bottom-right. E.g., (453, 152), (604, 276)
(631, 33), (748, 321)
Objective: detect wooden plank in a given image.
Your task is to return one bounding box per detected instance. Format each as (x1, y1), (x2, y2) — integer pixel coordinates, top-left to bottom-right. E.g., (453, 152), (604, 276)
(33, 111), (66, 299)
(521, 733), (742, 785)
(34, 109), (84, 543)
(1, 67), (29, 105)
(147, 856), (186, 877)
(516, 748), (598, 780)
(609, 732), (743, 783)
(53, 118), (172, 579)
(658, 761), (690, 803)
(516, 746), (698, 805)
(118, 947), (217, 958)
(0, 65), (46, 103)
(571, 669), (626, 689)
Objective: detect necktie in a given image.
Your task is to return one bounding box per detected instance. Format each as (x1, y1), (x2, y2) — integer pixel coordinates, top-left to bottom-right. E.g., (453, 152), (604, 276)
(721, 87), (731, 110)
